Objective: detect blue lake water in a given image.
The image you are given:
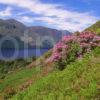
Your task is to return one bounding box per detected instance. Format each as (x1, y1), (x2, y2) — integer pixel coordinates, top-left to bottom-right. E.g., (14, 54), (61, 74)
(0, 48), (49, 60)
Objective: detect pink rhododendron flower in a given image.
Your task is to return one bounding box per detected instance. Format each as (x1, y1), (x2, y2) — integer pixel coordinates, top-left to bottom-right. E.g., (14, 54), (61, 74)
(80, 43), (90, 48)
(62, 35), (76, 43)
(62, 44), (69, 49)
(46, 31), (100, 64)
(93, 36), (100, 42)
(79, 32), (95, 39)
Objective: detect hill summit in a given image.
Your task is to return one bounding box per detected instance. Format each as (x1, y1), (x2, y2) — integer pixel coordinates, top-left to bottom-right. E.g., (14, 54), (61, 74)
(85, 21), (100, 35)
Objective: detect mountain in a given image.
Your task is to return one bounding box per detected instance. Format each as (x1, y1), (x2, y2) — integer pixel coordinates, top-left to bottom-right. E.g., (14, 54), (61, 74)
(0, 19), (26, 36)
(0, 19), (28, 49)
(0, 19), (71, 49)
(85, 21), (100, 35)
(27, 26), (70, 48)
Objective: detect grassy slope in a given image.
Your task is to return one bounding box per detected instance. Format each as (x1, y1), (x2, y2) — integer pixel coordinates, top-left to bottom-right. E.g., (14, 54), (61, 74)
(0, 58), (35, 79)
(11, 48), (100, 100)
(85, 21), (100, 35)
(0, 66), (43, 100)
(0, 67), (40, 92)
(0, 50), (51, 99)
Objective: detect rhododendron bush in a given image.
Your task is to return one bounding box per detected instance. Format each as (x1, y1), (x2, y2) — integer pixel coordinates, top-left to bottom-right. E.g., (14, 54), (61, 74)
(46, 31), (100, 70)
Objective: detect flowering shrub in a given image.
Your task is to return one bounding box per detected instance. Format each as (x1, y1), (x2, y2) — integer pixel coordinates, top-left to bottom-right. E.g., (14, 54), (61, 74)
(46, 31), (100, 70)
(62, 35), (77, 43)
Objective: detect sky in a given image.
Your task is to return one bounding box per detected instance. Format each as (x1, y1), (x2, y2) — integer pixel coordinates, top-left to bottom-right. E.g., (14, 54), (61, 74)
(0, 0), (100, 32)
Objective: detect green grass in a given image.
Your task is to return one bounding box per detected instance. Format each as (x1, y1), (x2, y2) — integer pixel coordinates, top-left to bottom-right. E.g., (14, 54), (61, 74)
(11, 48), (100, 100)
(85, 21), (100, 35)
(0, 50), (52, 99)
(0, 58), (35, 80)
(0, 66), (41, 93)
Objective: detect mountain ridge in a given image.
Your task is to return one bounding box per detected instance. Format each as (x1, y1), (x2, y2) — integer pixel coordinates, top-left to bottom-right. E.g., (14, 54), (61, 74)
(0, 19), (71, 48)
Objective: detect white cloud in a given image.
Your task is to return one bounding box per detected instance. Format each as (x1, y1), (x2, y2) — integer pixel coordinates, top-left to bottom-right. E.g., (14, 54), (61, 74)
(0, 7), (12, 17)
(18, 16), (34, 23)
(0, 0), (99, 32)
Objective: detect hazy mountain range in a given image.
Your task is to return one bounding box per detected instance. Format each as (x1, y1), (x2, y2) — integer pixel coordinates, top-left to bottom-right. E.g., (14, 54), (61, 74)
(0, 19), (71, 49)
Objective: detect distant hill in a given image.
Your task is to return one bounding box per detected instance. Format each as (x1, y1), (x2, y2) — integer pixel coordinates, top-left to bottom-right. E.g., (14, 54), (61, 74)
(0, 19), (71, 49)
(85, 21), (100, 35)
(0, 19), (26, 37)
(27, 26), (70, 48)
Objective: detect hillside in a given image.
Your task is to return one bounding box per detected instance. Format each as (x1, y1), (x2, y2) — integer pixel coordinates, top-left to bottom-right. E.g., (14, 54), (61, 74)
(0, 31), (99, 99)
(11, 47), (100, 100)
(85, 21), (100, 35)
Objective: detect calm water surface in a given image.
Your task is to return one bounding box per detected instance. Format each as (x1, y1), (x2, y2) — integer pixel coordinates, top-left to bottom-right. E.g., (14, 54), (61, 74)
(0, 48), (49, 60)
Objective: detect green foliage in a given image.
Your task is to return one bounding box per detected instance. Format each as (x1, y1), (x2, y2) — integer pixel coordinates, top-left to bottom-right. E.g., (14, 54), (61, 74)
(0, 67), (40, 93)
(0, 59), (42, 100)
(0, 57), (36, 79)
(66, 43), (81, 63)
(96, 29), (100, 35)
(11, 48), (100, 100)
(55, 43), (81, 70)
